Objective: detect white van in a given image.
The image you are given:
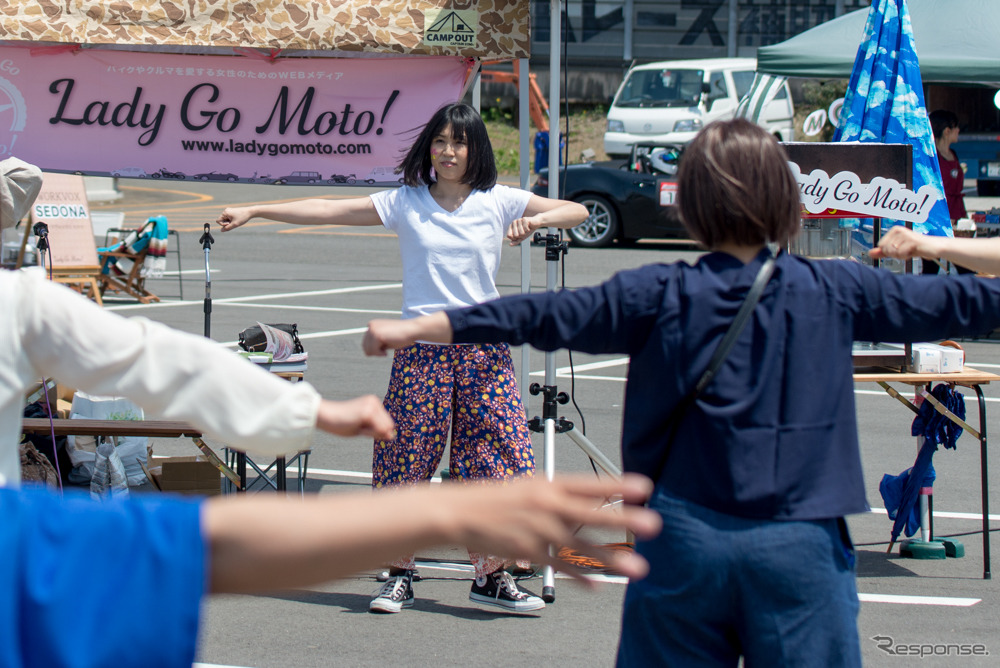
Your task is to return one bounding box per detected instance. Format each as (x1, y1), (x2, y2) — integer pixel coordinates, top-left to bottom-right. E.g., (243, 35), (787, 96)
(603, 57), (794, 158)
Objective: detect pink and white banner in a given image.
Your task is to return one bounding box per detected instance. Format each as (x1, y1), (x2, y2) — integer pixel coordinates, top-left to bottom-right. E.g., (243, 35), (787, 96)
(0, 47), (470, 186)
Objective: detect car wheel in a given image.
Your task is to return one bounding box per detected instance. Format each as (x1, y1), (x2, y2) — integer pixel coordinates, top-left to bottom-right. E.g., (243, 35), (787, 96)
(199, 176), (209, 181)
(347, 177), (356, 184)
(568, 195), (619, 248)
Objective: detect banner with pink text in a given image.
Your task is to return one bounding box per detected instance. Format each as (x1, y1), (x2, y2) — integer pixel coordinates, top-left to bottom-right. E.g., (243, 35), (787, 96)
(0, 47), (471, 186)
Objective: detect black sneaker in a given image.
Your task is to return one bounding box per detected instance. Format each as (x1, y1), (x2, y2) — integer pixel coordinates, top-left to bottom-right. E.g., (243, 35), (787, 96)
(369, 570), (414, 613)
(469, 570), (545, 612)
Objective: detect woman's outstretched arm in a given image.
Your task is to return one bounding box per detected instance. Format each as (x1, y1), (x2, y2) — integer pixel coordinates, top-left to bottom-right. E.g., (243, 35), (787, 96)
(204, 474), (660, 593)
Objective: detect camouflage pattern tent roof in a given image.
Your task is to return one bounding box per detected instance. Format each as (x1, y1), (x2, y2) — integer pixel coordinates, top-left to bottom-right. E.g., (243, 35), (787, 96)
(0, 0), (529, 59)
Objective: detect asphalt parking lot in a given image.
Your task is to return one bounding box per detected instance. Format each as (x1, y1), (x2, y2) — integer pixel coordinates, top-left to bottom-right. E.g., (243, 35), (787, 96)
(87, 180), (1000, 667)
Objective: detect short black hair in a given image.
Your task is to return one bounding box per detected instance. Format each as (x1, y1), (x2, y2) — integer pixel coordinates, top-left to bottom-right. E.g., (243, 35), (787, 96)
(929, 109), (959, 140)
(398, 103), (497, 190)
(677, 119), (800, 249)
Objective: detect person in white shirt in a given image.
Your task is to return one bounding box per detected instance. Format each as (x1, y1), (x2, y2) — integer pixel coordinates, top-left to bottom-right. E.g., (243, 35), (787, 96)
(217, 103), (589, 613)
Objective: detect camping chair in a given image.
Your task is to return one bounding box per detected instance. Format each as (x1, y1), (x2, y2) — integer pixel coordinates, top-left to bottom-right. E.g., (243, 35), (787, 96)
(97, 216), (169, 303)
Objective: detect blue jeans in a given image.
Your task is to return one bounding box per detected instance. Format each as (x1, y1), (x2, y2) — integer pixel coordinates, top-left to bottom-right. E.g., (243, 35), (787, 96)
(617, 490), (860, 667)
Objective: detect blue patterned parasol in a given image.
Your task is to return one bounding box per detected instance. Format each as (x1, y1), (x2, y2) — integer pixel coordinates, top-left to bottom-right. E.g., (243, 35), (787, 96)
(833, 0), (951, 238)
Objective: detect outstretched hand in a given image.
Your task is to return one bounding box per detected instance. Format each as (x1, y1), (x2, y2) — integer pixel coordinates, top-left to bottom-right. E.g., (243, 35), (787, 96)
(217, 207), (253, 232)
(363, 313), (453, 356)
(446, 474), (661, 583)
(869, 225), (939, 261)
(316, 395), (395, 440)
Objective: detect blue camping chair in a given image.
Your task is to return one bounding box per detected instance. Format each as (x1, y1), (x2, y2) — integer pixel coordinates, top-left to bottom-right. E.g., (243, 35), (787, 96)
(97, 216), (169, 303)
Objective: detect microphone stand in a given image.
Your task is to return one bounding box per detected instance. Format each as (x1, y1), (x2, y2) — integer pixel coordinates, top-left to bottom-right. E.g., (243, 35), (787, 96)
(199, 223), (214, 338)
(33, 222), (49, 277)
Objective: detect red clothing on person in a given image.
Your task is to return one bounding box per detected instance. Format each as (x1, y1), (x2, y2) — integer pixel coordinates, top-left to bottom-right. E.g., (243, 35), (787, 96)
(938, 151), (967, 221)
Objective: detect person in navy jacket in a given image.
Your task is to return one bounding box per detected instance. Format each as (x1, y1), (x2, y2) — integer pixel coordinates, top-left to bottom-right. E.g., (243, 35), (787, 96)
(363, 119), (1000, 667)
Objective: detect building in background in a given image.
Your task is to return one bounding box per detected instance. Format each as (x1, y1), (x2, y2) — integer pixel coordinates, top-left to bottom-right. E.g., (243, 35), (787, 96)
(485, 0), (864, 105)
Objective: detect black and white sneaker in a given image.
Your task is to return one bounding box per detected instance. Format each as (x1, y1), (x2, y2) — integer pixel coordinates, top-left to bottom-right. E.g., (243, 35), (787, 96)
(369, 570), (414, 613)
(469, 570), (545, 612)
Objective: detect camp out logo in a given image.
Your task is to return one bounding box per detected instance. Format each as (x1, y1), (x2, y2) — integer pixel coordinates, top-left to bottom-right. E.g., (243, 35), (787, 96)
(423, 10), (477, 48)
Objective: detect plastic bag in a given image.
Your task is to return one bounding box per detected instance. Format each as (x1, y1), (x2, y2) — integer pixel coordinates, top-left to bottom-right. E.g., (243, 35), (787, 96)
(90, 441), (130, 500)
(66, 392), (147, 486)
(238, 323), (304, 355)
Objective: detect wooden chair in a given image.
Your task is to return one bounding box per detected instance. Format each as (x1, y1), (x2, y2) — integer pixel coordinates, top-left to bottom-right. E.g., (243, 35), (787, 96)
(96, 220), (161, 303)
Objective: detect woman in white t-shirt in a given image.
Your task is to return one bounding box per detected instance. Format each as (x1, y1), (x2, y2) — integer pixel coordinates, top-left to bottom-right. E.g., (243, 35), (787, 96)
(217, 103), (588, 614)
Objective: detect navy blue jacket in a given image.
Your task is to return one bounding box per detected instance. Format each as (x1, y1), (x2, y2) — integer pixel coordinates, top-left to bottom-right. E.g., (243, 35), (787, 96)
(448, 249), (1000, 520)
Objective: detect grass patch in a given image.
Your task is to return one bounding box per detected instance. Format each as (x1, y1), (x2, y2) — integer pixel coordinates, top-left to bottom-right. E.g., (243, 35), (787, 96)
(483, 105), (610, 176)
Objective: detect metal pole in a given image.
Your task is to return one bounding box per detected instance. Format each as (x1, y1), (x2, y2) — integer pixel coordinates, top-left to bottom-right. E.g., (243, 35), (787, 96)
(199, 223), (214, 338)
(536, 0), (563, 606)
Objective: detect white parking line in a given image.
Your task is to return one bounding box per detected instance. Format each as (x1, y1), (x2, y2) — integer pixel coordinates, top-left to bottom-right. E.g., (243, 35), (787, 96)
(105, 282), (402, 311)
(858, 593), (980, 606)
(224, 302), (400, 315)
(868, 507), (1000, 522)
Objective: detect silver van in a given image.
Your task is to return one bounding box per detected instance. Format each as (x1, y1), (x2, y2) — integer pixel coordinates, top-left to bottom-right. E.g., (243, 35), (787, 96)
(603, 57), (794, 158)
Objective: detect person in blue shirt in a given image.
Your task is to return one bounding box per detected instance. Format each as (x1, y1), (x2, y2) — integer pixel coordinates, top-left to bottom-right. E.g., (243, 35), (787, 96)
(4, 473), (657, 668)
(362, 118), (1000, 667)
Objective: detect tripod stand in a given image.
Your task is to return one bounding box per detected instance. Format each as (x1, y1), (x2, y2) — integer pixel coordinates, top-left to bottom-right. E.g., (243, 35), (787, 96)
(527, 232), (623, 603)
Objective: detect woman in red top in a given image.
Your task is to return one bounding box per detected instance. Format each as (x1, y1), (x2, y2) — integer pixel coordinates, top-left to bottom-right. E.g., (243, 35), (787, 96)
(924, 109), (970, 274)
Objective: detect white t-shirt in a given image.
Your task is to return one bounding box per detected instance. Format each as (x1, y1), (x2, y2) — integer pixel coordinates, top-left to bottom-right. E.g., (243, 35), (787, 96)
(370, 184), (532, 318)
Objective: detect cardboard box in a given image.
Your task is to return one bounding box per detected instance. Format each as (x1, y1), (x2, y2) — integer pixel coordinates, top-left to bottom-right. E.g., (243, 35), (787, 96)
(912, 343), (964, 373)
(912, 347), (942, 373)
(24, 381), (75, 418)
(885, 343), (964, 374)
(147, 456), (222, 496)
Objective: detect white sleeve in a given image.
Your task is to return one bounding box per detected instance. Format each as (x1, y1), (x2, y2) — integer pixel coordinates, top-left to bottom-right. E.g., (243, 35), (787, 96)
(369, 187), (401, 231)
(16, 270), (320, 457)
(494, 184), (532, 230)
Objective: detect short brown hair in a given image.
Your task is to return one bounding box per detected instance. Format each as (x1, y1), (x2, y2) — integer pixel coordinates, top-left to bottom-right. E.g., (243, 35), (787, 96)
(676, 119), (800, 249)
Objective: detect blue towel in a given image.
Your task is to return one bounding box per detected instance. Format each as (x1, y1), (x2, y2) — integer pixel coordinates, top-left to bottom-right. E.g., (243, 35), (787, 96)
(911, 383), (965, 450)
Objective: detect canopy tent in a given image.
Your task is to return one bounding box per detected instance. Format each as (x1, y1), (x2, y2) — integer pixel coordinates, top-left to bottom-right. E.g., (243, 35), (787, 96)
(756, 0), (1000, 84)
(0, 0), (529, 59)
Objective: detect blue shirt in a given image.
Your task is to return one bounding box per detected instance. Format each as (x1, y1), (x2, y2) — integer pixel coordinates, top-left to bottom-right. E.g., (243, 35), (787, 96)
(448, 249), (1000, 520)
(0, 487), (205, 668)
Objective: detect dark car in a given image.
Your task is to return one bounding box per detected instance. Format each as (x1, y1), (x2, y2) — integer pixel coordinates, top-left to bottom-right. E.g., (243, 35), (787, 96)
(193, 171), (238, 182)
(531, 144), (686, 248)
(273, 171), (323, 184)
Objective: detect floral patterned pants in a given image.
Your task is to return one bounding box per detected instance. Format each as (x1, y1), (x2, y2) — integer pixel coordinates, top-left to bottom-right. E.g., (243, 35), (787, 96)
(373, 342), (535, 578)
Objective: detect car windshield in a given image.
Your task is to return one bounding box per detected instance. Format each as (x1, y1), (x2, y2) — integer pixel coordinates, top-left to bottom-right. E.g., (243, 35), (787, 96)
(615, 69), (704, 108)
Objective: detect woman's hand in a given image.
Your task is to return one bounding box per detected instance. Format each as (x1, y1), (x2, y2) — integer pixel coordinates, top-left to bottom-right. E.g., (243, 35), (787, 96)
(870, 225), (942, 261)
(316, 395), (395, 440)
(442, 474), (662, 583)
(217, 207), (254, 232)
(507, 215), (543, 245)
(363, 313), (454, 356)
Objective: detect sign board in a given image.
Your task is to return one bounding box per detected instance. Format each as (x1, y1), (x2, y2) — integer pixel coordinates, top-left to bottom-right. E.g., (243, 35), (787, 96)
(781, 143), (926, 222)
(30, 173), (98, 268)
(0, 47), (470, 184)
